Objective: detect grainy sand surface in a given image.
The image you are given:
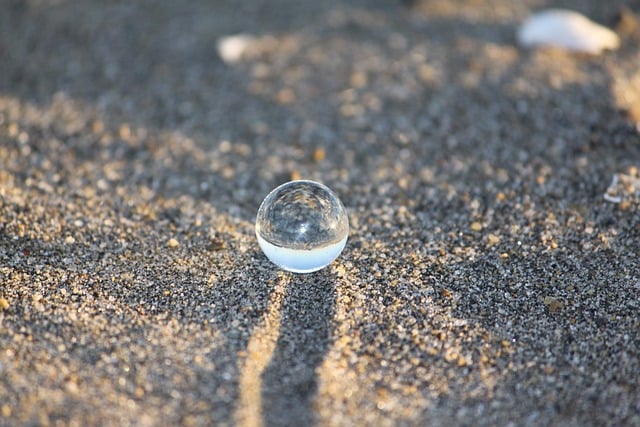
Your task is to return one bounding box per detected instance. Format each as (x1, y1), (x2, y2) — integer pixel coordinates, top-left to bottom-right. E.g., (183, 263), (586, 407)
(1, 1), (639, 426)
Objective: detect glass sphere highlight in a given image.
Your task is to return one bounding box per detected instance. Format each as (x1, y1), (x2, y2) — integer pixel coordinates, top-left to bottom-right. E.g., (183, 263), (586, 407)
(255, 180), (349, 273)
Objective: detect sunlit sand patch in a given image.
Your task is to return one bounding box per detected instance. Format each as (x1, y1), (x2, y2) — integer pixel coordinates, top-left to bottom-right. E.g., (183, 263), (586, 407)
(234, 273), (289, 427)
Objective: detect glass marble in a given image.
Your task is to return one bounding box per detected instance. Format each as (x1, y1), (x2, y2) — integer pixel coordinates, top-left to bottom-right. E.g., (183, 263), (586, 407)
(255, 180), (349, 273)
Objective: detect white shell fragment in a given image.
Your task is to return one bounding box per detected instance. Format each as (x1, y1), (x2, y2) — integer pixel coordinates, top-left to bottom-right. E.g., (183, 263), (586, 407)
(604, 173), (640, 204)
(518, 9), (620, 54)
(216, 34), (256, 64)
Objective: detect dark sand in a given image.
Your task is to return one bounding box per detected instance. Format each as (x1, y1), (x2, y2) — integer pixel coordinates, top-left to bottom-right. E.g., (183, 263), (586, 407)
(1, 1), (639, 426)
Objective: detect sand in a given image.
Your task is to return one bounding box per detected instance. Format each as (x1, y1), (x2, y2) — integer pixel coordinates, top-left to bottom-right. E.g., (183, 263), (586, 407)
(1, 0), (639, 426)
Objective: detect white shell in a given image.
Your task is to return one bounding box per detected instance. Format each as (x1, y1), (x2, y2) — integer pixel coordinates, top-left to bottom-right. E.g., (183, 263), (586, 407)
(216, 34), (255, 64)
(518, 9), (620, 54)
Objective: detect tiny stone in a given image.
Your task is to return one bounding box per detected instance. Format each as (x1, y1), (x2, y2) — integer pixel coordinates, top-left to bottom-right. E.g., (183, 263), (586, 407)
(92, 120), (104, 133)
(544, 296), (564, 313)
(350, 71), (368, 88)
(1, 405), (11, 417)
(167, 238), (180, 248)
(0, 297), (9, 310)
(445, 351), (459, 363)
(275, 88), (296, 104)
(487, 234), (501, 245)
(97, 179), (109, 191)
(457, 355), (469, 367)
(470, 222), (482, 231)
(7, 123), (18, 137)
(119, 124), (132, 140)
(209, 238), (226, 251)
(313, 148), (326, 162)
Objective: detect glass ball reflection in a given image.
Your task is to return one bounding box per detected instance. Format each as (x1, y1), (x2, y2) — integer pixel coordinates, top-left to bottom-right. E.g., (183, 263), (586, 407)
(255, 180), (349, 273)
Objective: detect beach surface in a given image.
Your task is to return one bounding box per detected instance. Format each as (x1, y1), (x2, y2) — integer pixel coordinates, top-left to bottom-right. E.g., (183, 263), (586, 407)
(1, 1), (639, 425)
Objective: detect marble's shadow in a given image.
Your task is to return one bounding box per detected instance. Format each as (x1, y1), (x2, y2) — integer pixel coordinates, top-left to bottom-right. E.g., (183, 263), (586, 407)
(261, 270), (337, 427)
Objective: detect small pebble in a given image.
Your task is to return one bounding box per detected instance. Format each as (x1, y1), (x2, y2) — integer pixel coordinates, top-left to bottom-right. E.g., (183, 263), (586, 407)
(313, 148), (326, 162)
(487, 234), (501, 245)
(543, 296), (564, 313)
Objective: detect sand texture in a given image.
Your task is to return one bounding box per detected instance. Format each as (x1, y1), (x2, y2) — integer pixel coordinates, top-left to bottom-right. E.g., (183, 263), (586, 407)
(1, 1), (640, 426)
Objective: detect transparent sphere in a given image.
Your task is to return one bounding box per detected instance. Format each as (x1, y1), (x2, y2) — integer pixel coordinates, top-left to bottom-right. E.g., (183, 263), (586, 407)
(255, 180), (349, 273)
